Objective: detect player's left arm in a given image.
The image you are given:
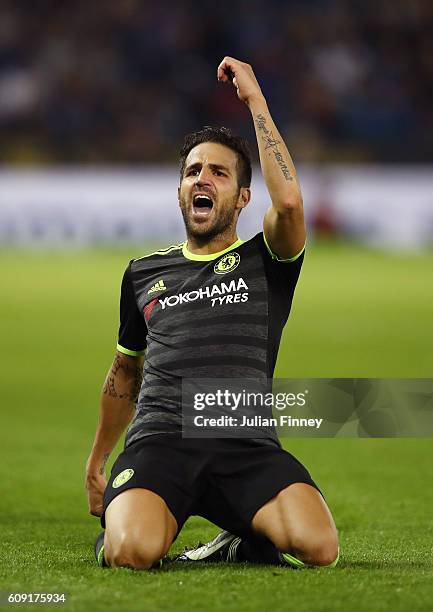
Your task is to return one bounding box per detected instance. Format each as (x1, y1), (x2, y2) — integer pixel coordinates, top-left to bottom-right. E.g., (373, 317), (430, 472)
(217, 57), (305, 259)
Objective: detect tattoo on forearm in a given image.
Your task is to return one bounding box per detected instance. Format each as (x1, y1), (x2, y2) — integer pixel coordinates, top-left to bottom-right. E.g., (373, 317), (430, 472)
(255, 113), (293, 181)
(102, 354), (143, 401)
(99, 453), (109, 475)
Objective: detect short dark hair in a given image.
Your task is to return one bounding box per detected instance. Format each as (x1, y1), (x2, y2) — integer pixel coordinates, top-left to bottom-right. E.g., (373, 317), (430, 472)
(179, 126), (252, 188)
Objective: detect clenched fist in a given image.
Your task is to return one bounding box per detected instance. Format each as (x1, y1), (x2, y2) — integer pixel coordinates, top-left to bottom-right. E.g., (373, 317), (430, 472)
(85, 470), (107, 517)
(217, 56), (265, 107)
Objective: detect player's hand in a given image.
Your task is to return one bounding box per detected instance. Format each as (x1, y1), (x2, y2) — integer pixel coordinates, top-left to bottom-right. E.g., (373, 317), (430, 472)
(85, 472), (107, 517)
(217, 56), (265, 107)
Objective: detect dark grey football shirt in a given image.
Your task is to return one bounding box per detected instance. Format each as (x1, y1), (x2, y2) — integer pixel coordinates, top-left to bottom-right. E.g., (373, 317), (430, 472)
(117, 232), (304, 448)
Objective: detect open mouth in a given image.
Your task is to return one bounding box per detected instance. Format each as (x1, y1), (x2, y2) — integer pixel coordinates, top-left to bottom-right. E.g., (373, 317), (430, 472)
(192, 194), (214, 218)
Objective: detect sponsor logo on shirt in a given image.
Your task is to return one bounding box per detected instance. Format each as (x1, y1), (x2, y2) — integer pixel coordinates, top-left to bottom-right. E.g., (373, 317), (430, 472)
(159, 277), (249, 309)
(214, 252), (240, 275)
(144, 298), (158, 321)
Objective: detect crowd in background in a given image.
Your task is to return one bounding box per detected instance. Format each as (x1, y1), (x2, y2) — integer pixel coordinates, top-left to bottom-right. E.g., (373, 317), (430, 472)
(0, 0), (431, 164)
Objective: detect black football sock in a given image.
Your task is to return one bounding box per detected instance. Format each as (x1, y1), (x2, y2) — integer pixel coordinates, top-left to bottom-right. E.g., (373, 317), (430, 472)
(234, 534), (282, 565)
(236, 537), (340, 568)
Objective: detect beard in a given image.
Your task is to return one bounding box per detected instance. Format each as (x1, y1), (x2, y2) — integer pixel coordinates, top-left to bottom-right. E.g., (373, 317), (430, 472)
(179, 193), (239, 243)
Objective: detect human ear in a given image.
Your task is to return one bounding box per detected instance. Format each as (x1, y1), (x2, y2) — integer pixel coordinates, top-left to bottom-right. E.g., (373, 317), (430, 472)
(237, 187), (251, 210)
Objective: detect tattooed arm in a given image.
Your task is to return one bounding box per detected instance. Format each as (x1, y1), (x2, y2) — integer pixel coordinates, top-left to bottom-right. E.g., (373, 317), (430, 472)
(217, 57), (305, 259)
(85, 351), (144, 516)
(253, 106), (305, 259)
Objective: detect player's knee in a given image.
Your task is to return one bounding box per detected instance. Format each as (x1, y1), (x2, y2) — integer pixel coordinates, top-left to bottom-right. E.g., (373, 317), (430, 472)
(304, 539), (339, 567)
(293, 530), (339, 567)
(106, 533), (165, 570)
(277, 526), (339, 568)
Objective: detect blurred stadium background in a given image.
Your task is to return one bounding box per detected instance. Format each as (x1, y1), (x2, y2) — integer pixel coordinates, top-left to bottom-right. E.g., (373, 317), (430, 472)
(1, 2), (432, 610)
(0, 0), (432, 249)
(1, 0), (432, 164)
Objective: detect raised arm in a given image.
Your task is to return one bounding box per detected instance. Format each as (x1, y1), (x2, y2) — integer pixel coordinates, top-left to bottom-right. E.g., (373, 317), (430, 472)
(85, 351), (144, 516)
(217, 56), (305, 259)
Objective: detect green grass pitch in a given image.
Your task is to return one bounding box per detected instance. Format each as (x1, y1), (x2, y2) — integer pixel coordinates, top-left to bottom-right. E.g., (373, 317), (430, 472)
(0, 241), (432, 611)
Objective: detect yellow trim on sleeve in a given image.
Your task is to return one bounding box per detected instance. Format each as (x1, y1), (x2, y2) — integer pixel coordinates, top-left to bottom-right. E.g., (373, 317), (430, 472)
(263, 232), (305, 263)
(134, 243), (183, 261)
(116, 343), (145, 357)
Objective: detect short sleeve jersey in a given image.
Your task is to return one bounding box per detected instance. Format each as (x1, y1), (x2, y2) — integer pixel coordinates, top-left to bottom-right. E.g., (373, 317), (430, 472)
(117, 232), (304, 447)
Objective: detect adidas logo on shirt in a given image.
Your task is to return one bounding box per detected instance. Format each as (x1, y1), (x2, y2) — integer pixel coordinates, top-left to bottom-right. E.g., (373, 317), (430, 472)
(148, 279), (166, 294)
